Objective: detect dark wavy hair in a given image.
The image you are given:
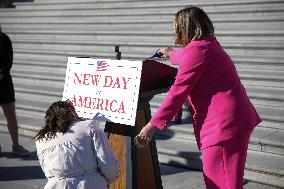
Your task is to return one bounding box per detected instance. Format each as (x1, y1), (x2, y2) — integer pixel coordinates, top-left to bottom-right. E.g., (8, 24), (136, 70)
(173, 6), (214, 46)
(34, 100), (83, 141)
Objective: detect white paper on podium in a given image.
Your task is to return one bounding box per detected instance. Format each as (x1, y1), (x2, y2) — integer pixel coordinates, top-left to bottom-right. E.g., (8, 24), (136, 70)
(62, 57), (143, 126)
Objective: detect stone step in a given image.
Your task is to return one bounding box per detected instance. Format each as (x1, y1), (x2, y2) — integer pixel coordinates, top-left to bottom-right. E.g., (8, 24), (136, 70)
(151, 96), (284, 118)
(2, 10), (284, 24)
(20, 0), (284, 5)
(2, 21), (283, 36)
(14, 81), (63, 97)
(254, 105), (284, 123)
(12, 71), (64, 82)
(13, 64), (66, 75)
(152, 90), (284, 108)
(150, 103), (284, 130)
(13, 63), (66, 74)
(0, 109), (44, 129)
(21, 0), (284, 6)
(241, 85), (284, 101)
(9, 38), (284, 52)
(156, 119), (284, 155)
(235, 63), (284, 72)
(13, 100), (47, 114)
(5, 33), (284, 51)
(151, 99), (284, 124)
(13, 75), (64, 88)
(14, 59), (67, 67)
(151, 104), (284, 132)
(238, 68), (284, 82)
(11, 47), (284, 67)
(32, 0), (131, 3)
(241, 80), (284, 89)
(11, 0), (284, 18)
(156, 137), (202, 170)
(251, 98), (284, 109)
(155, 120), (196, 141)
(156, 137), (284, 188)
(1, 16), (283, 35)
(2, 27), (284, 43)
(14, 54), (69, 66)
(150, 105), (284, 135)
(2, 2), (284, 17)
(11, 1), (283, 11)
(16, 92), (60, 105)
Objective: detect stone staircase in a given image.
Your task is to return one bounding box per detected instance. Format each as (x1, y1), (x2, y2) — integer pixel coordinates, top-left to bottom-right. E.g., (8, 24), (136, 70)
(0, 0), (284, 187)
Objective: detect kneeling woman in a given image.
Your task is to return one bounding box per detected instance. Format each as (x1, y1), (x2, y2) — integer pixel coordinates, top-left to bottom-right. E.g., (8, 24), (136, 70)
(34, 100), (119, 189)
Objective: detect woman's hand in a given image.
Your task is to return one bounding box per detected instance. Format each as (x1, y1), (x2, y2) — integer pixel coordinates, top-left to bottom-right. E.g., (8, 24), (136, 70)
(159, 47), (173, 58)
(138, 122), (158, 142)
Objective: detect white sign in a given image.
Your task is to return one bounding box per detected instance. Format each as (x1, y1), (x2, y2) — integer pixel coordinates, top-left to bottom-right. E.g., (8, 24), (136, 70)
(62, 57), (143, 126)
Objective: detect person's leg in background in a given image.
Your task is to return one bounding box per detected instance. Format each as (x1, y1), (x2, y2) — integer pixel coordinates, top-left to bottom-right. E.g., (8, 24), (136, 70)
(1, 102), (30, 156)
(174, 99), (191, 124)
(2, 102), (18, 145)
(174, 108), (183, 124)
(201, 132), (251, 189)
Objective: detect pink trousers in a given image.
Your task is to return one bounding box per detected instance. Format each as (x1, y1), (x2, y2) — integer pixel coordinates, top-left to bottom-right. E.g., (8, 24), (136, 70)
(201, 132), (251, 189)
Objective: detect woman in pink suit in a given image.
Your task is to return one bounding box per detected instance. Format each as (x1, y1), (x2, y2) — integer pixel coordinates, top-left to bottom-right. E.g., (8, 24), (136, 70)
(138, 6), (261, 189)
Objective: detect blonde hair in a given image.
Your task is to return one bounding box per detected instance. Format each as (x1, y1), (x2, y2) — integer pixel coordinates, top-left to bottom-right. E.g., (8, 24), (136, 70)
(173, 6), (214, 46)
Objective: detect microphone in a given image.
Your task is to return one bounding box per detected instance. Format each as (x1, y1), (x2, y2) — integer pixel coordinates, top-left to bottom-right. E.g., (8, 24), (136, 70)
(146, 49), (164, 60)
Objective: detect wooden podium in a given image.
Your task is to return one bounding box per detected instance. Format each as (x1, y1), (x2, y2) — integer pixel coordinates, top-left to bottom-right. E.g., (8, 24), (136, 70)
(104, 60), (177, 189)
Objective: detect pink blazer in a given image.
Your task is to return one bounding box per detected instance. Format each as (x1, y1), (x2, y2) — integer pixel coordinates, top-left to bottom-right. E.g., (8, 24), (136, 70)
(150, 36), (261, 149)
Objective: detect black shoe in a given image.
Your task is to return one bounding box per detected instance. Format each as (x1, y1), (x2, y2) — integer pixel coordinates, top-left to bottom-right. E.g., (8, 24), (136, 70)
(12, 145), (30, 157)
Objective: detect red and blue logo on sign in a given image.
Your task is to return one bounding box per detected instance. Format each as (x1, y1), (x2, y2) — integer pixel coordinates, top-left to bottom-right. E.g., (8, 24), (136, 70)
(96, 60), (108, 71)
